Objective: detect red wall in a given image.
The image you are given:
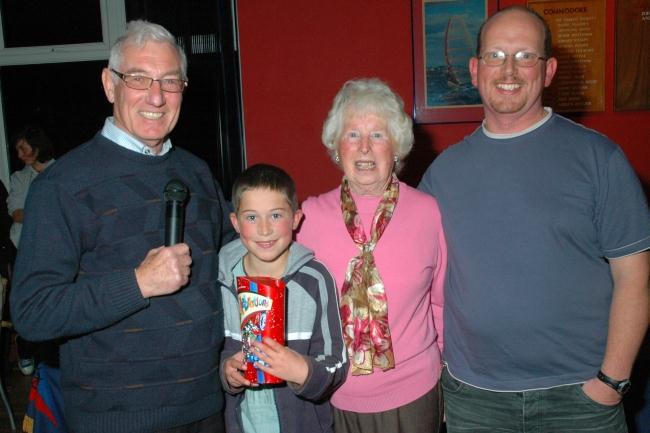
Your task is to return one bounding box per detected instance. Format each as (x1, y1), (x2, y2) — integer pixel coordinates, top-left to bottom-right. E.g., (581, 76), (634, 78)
(237, 0), (650, 200)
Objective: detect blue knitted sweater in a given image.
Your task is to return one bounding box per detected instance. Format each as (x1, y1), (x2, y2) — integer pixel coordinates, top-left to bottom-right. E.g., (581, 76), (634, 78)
(11, 133), (236, 433)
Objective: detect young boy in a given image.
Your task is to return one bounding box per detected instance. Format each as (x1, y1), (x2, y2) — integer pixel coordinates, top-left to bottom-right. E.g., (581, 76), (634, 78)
(218, 164), (347, 433)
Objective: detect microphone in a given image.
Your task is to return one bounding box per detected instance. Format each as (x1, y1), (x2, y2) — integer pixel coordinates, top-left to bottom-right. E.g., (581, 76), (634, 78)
(164, 179), (189, 246)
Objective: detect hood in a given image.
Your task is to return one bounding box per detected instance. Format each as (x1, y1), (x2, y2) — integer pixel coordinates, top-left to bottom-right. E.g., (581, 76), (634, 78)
(217, 238), (315, 287)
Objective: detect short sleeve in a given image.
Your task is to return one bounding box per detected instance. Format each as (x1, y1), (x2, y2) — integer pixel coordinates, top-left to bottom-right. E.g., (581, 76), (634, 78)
(598, 148), (650, 258)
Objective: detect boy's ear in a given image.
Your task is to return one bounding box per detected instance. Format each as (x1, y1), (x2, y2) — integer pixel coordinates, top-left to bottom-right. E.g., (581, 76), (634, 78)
(292, 209), (303, 230)
(229, 212), (241, 233)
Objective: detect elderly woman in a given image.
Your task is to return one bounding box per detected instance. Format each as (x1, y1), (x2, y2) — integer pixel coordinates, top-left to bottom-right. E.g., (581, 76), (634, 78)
(297, 78), (447, 433)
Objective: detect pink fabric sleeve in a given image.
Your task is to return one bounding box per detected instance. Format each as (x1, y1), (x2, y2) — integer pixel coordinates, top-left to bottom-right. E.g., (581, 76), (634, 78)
(430, 200), (447, 356)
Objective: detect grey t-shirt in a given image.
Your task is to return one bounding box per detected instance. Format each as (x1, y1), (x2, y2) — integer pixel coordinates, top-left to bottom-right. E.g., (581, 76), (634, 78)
(419, 113), (650, 391)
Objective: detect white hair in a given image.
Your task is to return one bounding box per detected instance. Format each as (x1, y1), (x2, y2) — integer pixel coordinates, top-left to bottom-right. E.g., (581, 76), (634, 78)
(108, 20), (187, 80)
(322, 78), (414, 173)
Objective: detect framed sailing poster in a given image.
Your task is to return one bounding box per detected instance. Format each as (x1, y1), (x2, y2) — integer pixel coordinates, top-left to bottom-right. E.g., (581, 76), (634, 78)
(413, 0), (497, 124)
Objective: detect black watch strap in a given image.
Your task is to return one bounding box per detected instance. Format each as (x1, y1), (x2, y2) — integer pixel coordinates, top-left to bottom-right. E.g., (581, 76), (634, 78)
(597, 370), (631, 395)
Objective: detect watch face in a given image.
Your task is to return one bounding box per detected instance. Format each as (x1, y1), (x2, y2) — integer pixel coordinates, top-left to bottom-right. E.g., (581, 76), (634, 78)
(619, 380), (632, 395)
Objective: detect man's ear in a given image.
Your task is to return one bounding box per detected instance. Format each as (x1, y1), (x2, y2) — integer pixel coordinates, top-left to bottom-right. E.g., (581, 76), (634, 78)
(101, 68), (116, 103)
(229, 212), (241, 233)
(544, 57), (558, 88)
(469, 57), (479, 88)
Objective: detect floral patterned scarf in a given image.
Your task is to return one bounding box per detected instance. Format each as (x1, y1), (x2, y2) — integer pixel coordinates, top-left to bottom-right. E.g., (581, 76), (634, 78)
(339, 173), (399, 375)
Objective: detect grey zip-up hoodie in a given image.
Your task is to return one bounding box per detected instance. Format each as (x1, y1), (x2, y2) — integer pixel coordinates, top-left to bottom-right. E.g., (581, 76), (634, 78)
(218, 239), (348, 433)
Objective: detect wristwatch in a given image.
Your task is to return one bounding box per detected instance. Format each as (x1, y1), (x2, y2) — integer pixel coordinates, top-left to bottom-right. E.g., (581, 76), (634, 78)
(597, 370), (631, 395)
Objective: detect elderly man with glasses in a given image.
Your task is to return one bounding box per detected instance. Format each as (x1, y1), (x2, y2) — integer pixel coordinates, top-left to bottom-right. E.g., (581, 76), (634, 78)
(11, 20), (235, 433)
(419, 6), (649, 433)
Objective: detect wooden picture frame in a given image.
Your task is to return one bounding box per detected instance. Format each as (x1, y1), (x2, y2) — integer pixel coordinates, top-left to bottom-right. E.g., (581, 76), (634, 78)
(413, 0), (497, 124)
(614, 0), (650, 111)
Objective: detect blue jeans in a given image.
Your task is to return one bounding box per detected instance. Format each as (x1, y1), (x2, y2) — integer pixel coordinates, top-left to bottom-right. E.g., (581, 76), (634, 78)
(441, 367), (628, 433)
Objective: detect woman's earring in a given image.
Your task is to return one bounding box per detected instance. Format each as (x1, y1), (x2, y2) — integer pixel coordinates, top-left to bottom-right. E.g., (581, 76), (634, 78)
(335, 152), (340, 163)
(393, 155), (398, 163)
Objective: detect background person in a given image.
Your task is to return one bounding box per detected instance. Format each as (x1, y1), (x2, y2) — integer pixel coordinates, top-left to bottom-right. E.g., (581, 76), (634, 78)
(7, 125), (55, 248)
(10, 20), (235, 433)
(297, 78), (447, 433)
(419, 6), (650, 433)
(7, 125), (56, 376)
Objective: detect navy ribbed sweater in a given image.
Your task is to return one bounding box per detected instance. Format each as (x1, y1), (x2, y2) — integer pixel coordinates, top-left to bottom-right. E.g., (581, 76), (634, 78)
(11, 133), (235, 433)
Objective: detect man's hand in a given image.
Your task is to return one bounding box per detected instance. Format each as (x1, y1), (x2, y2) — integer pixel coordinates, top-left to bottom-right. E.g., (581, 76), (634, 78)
(581, 377), (623, 406)
(135, 244), (192, 298)
(251, 338), (309, 386)
(224, 351), (256, 390)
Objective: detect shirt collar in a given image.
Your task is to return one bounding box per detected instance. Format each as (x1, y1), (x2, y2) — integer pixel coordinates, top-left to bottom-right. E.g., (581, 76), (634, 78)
(482, 107), (553, 140)
(100, 117), (172, 156)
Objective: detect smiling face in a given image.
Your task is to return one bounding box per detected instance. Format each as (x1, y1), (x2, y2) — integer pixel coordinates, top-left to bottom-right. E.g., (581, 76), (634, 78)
(470, 9), (557, 133)
(338, 111), (395, 196)
(230, 188), (303, 278)
(101, 41), (184, 153)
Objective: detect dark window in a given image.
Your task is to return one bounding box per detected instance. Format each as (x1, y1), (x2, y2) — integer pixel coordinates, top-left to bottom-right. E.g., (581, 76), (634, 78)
(1, 0), (103, 47)
(126, 0), (245, 197)
(1, 61), (110, 173)
(1, 0), (244, 198)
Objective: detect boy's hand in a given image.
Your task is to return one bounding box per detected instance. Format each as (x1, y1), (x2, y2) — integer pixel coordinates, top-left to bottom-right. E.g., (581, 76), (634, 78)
(224, 351), (258, 390)
(252, 338), (309, 386)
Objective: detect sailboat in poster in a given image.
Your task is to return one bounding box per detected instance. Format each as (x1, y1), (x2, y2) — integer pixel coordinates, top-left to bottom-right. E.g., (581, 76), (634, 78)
(426, 7), (481, 107)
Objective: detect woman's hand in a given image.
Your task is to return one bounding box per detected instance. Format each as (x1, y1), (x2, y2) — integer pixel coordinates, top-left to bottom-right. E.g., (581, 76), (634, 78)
(252, 338), (309, 386)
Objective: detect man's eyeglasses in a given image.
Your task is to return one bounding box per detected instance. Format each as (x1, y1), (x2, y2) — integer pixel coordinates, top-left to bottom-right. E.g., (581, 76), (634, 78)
(478, 50), (548, 68)
(111, 69), (188, 93)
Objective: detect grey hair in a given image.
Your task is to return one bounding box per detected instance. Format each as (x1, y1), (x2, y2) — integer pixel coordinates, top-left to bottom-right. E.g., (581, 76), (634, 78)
(108, 20), (188, 80)
(321, 78), (413, 173)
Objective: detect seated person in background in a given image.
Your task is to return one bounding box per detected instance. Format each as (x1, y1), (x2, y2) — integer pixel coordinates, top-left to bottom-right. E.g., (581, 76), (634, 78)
(7, 125), (55, 376)
(8, 125), (55, 248)
(219, 163), (347, 433)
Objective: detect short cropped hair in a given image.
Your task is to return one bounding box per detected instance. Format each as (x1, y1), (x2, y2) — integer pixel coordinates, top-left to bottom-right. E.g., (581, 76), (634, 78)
(13, 125), (54, 163)
(321, 78), (414, 173)
(231, 164), (299, 213)
(109, 20), (188, 80)
(476, 6), (552, 57)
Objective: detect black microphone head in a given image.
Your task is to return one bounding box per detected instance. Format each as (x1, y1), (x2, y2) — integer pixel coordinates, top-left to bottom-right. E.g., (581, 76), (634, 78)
(164, 179), (189, 203)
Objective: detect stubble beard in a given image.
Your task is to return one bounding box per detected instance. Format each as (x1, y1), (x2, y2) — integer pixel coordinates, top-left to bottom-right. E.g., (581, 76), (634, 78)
(487, 79), (528, 115)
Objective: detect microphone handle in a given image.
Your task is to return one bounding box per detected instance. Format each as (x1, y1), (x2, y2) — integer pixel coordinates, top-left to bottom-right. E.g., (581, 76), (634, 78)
(165, 200), (185, 246)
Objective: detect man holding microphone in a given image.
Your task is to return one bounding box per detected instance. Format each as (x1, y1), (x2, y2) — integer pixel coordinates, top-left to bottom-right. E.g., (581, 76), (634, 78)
(11, 20), (235, 433)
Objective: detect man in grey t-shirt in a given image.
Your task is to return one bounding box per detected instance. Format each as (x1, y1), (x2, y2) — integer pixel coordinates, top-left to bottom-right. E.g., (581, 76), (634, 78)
(419, 6), (649, 433)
